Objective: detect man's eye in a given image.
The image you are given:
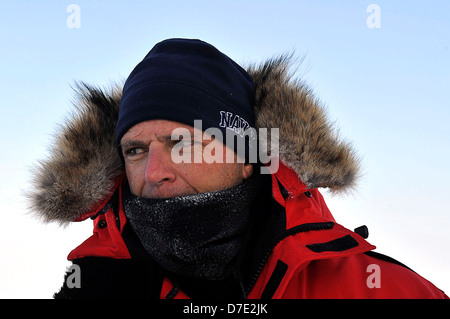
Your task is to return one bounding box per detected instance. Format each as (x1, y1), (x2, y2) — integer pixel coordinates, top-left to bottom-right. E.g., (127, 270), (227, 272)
(125, 147), (144, 157)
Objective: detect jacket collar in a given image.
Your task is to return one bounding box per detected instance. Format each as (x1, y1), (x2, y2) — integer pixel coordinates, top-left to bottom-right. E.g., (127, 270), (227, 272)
(244, 172), (375, 297)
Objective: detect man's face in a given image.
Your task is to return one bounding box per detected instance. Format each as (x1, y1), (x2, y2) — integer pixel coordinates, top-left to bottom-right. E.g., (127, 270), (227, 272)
(121, 120), (253, 198)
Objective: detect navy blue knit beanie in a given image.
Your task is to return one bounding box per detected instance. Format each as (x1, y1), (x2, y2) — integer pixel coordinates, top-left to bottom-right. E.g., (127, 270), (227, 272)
(116, 38), (256, 159)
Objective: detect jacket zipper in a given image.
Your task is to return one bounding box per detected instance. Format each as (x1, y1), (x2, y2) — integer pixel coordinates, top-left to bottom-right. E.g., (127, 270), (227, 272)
(245, 221), (335, 296)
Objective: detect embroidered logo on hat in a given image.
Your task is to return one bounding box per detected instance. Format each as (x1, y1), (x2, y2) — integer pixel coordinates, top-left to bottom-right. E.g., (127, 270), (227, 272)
(219, 111), (251, 137)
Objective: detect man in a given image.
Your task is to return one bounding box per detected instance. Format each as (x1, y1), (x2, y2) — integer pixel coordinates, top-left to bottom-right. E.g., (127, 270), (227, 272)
(29, 38), (447, 298)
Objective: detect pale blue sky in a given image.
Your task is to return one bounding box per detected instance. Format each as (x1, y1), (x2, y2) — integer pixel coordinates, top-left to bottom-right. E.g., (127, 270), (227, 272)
(1, 0), (449, 297)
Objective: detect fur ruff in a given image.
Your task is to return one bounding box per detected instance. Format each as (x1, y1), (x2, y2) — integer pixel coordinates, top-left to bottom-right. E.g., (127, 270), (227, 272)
(247, 56), (360, 191)
(28, 57), (360, 224)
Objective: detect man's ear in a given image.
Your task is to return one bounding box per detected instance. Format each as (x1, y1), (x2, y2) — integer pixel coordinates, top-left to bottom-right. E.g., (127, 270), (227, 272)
(242, 163), (253, 179)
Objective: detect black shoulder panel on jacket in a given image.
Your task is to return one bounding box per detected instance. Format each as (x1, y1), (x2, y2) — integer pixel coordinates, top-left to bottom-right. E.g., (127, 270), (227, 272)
(364, 251), (416, 274)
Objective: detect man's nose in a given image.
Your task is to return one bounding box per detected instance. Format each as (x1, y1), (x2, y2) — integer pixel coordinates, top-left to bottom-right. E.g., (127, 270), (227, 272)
(144, 143), (176, 185)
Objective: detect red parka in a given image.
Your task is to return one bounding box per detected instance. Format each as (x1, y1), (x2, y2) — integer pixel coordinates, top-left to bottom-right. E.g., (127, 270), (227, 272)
(66, 163), (447, 299)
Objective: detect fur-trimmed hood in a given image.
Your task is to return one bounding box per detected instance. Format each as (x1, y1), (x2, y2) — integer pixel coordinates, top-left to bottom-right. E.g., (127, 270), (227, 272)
(28, 56), (360, 224)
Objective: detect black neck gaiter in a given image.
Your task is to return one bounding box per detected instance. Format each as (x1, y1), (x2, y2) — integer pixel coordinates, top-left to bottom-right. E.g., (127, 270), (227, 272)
(122, 176), (257, 280)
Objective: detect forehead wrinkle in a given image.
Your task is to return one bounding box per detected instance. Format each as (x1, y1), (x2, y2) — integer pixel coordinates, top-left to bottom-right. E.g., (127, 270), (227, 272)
(155, 134), (178, 142)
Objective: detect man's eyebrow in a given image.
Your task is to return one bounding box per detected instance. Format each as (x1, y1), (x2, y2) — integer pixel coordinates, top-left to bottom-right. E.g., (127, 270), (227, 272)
(120, 140), (148, 149)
